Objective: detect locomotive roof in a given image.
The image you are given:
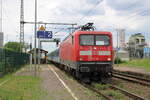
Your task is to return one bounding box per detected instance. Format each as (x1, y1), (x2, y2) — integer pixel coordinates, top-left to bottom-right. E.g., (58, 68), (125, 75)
(62, 30), (112, 42)
(73, 31), (112, 35)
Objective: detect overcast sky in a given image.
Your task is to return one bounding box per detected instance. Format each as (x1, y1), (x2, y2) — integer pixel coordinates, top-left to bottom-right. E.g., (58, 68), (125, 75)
(1, 0), (150, 52)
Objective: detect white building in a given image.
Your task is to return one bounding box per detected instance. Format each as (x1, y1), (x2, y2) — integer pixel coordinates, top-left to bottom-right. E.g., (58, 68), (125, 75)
(0, 32), (3, 48)
(118, 29), (126, 49)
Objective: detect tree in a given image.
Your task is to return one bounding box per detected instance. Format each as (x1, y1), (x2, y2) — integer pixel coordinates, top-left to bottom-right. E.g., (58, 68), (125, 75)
(4, 42), (23, 52)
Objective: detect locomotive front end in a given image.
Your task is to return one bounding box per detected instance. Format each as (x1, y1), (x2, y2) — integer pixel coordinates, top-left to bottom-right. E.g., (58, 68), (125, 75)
(76, 31), (113, 77)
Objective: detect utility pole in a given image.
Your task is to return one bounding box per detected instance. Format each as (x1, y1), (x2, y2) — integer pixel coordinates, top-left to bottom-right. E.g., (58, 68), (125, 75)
(20, 0), (24, 52)
(34, 0), (37, 76)
(116, 29), (119, 66)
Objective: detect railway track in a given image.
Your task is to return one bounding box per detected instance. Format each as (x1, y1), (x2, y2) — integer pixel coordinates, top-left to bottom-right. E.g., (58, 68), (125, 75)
(80, 77), (148, 100)
(112, 71), (150, 87)
(84, 82), (147, 100)
(81, 82), (115, 100)
(109, 84), (146, 100)
(81, 77), (147, 100)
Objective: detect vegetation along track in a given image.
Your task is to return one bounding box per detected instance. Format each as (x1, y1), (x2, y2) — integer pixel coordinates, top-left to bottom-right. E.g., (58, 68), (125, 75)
(81, 82), (115, 100)
(112, 70), (150, 87)
(83, 82), (147, 100)
(93, 80), (148, 100)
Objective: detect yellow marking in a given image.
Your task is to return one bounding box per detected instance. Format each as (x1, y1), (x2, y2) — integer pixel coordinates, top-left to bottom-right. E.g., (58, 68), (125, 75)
(39, 25), (45, 31)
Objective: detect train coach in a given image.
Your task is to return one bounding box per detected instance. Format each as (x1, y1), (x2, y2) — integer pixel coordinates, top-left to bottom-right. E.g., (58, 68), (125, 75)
(48, 23), (113, 82)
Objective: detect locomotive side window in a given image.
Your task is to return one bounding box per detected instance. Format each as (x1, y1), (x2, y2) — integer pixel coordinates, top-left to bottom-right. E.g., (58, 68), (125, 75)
(72, 36), (74, 44)
(96, 35), (109, 45)
(80, 35), (94, 45)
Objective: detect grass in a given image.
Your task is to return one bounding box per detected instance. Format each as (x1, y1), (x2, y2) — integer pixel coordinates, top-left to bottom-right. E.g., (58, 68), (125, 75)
(119, 59), (150, 69)
(104, 90), (125, 100)
(0, 74), (46, 100)
(93, 83), (109, 90)
(93, 83), (127, 100)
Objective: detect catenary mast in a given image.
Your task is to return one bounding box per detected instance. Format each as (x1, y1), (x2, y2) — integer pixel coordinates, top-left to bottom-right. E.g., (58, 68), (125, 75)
(20, 0), (24, 52)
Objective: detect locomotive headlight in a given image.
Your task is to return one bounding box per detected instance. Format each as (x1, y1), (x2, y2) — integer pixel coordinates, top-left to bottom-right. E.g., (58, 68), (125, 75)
(107, 58), (111, 61)
(80, 58), (83, 61)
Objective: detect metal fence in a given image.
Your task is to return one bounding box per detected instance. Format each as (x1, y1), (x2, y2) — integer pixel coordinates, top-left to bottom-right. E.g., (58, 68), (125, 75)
(0, 48), (29, 75)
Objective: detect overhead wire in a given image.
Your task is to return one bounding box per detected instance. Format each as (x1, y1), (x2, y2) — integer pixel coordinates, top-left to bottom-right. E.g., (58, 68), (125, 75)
(103, 2), (150, 36)
(77, 0), (104, 24)
(42, 0), (103, 35)
(52, 1), (150, 45)
(119, 7), (150, 22)
(129, 9), (150, 20)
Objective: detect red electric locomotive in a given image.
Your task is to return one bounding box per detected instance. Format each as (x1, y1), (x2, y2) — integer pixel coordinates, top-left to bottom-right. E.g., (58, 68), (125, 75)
(59, 23), (113, 81)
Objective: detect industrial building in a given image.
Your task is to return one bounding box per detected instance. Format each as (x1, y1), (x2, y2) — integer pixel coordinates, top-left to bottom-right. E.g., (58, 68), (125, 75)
(115, 29), (130, 61)
(118, 29), (126, 49)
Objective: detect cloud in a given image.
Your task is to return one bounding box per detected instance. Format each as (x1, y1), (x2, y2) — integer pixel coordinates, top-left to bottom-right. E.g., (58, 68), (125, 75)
(2, 0), (150, 51)
(106, 0), (148, 11)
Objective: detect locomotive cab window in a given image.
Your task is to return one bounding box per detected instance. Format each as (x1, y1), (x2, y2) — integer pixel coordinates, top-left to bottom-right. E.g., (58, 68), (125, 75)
(80, 35), (94, 45)
(80, 34), (110, 46)
(96, 35), (109, 45)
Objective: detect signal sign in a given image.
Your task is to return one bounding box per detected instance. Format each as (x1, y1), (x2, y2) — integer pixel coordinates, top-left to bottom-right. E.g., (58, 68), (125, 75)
(37, 31), (53, 39)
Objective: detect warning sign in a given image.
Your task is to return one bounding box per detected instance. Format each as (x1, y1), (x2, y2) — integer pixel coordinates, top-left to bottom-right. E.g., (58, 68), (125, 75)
(39, 25), (45, 31)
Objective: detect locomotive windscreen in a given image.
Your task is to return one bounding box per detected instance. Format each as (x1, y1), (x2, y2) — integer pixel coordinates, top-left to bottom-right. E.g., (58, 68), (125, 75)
(80, 35), (94, 45)
(80, 35), (110, 46)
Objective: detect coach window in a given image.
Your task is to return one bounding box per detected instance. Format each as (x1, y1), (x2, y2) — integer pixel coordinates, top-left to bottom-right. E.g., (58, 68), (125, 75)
(96, 35), (109, 45)
(72, 36), (74, 44)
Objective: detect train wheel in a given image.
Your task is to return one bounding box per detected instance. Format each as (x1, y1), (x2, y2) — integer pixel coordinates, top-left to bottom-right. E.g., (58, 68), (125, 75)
(76, 70), (81, 79)
(100, 74), (111, 83)
(72, 70), (76, 77)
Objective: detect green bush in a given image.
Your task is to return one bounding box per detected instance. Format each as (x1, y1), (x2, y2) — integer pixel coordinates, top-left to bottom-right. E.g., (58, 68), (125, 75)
(114, 57), (123, 64)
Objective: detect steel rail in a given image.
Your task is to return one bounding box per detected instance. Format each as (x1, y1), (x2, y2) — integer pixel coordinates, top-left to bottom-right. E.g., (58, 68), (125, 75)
(113, 74), (150, 87)
(82, 83), (115, 100)
(113, 71), (150, 82)
(110, 85), (147, 100)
